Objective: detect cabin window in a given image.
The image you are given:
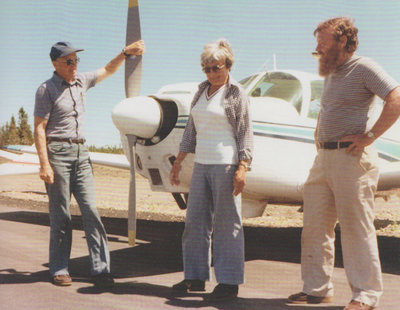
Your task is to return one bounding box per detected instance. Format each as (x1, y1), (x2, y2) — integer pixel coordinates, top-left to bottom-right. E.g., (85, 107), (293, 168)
(308, 80), (323, 119)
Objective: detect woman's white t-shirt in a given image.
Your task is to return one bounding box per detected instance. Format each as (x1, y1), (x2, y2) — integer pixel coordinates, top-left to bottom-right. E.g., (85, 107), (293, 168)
(191, 85), (238, 165)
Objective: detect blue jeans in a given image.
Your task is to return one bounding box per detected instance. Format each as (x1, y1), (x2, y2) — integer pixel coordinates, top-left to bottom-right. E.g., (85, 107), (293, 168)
(183, 163), (244, 285)
(46, 142), (110, 276)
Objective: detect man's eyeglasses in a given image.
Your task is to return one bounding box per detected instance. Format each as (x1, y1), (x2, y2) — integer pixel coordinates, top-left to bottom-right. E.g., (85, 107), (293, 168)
(202, 64), (225, 73)
(57, 57), (80, 66)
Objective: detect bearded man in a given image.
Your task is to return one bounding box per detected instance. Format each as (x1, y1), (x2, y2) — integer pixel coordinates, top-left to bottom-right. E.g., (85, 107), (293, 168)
(288, 17), (400, 310)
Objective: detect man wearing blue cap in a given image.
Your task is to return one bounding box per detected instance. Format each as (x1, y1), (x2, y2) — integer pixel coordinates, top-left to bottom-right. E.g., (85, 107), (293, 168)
(34, 40), (144, 287)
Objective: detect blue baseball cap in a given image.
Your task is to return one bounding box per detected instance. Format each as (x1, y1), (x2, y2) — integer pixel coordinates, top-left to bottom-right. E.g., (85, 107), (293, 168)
(50, 41), (84, 61)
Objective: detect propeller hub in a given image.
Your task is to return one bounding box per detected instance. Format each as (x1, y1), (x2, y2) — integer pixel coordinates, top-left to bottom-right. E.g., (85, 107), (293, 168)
(111, 96), (161, 138)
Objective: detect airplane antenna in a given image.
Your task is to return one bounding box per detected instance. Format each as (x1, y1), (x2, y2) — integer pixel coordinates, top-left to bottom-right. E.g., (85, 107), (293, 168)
(259, 54), (277, 72)
(259, 57), (270, 72)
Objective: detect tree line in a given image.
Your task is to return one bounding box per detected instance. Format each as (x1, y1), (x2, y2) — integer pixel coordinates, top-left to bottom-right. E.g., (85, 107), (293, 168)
(0, 107), (34, 147)
(0, 108), (123, 154)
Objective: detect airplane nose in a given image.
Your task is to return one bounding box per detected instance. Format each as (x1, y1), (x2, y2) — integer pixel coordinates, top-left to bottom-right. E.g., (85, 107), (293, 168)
(111, 96), (161, 139)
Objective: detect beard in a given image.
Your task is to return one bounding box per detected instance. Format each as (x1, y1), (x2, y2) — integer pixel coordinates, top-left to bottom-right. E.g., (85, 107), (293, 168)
(318, 44), (342, 77)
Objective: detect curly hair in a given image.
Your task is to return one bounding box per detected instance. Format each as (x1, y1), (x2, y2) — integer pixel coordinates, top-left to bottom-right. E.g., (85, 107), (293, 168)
(314, 17), (358, 53)
(201, 38), (234, 69)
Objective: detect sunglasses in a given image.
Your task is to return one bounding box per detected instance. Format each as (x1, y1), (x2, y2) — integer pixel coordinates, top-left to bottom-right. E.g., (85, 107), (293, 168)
(57, 57), (80, 66)
(311, 52), (320, 59)
(202, 64), (225, 73)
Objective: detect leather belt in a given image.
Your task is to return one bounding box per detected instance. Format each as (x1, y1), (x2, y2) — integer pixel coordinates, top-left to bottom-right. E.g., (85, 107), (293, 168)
(318, 141), (352, 149)
(47, 137), (86, 144)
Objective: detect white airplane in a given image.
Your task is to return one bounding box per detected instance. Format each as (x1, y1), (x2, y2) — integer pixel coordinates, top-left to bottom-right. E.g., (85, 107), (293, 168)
(112, 69), (400, 233)
(1, 1), (400, 246)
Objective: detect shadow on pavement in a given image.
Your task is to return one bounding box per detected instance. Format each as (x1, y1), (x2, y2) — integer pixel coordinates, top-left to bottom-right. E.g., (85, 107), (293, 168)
(0, 210), (399, 277)
(77, 282), (344, 310)
(166, 297), (344, 310)
(0, 268), (50, 284)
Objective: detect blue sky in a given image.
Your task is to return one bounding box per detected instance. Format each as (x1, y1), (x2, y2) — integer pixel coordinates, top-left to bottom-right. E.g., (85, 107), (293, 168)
(1, 0), (399, 146)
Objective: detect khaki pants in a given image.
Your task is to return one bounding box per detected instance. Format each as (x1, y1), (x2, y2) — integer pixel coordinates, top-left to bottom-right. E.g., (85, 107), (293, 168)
(301, 146), (382, 307)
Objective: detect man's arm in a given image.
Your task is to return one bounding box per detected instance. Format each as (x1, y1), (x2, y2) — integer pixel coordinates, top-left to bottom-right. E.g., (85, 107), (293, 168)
(340, 86), (400, 155)
(369, 86), (400, 137)
(96, 40), (145, 83)
(34, 116), (53, 184)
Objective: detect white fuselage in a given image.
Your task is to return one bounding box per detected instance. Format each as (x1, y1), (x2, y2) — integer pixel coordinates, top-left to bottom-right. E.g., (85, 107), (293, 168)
(113, 70), (400, 217)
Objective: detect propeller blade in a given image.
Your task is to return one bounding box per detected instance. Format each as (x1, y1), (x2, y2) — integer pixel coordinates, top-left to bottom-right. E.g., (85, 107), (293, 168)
(125, 0), (142, 245)
(126, 135), (137, 246)
(125, 0), (142, 98)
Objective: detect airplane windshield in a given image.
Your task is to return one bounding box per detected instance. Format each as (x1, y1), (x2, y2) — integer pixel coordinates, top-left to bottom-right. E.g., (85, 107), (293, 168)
(239, 74), (259, 89)
(248, 72), (303, 113)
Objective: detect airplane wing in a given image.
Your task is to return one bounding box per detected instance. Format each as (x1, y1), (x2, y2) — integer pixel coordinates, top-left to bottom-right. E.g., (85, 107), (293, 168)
(376, 132), (400, 190)
(0, 149), (40, 176)
(378, 161), (400, 190)
(0, 162), (39, 176)
(89, 152), (130, 169)
(0, 145), (130, 176)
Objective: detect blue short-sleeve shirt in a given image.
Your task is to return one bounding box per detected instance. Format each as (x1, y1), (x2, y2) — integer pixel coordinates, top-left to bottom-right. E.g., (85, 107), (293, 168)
(34, 71), (98, 139)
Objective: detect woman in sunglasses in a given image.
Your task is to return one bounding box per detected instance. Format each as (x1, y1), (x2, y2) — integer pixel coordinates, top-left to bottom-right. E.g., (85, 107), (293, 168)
(169, 38), (253, 302)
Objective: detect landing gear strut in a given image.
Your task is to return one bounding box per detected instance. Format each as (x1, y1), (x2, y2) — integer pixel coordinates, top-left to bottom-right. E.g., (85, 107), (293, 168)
(172, 193), (188, 210)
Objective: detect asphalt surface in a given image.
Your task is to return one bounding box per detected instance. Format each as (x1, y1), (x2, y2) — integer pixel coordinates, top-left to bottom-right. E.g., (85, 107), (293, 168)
(0, 202), (399, 310)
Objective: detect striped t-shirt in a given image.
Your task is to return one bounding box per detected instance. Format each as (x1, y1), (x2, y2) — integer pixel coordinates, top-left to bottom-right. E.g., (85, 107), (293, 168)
(317, 55), (398, 142)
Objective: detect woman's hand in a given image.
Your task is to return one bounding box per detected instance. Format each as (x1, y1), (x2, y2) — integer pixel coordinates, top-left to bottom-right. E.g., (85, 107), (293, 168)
(169, 152), (188, 186)
(233, 163), (247, 196)
(169, 161), (182, 185)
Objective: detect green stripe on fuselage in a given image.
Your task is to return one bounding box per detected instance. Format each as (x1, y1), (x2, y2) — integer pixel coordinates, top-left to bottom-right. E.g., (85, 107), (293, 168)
(176, 117), (400, 160)
(253, 123), (314, 139)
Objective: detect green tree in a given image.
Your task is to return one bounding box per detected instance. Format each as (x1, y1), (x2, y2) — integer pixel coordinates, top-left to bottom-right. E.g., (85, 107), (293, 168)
(17, 107), (34, 145)
(0, 122), (9, 146)
(0, 106), (34, 147)
(8, 116), (19, 145)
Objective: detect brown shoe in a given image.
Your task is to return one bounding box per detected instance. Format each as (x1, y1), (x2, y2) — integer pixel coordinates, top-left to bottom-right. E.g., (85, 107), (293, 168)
(288, 292), (333, 304)
(344, 300), (375, 310)
(52, 274), (72, 286)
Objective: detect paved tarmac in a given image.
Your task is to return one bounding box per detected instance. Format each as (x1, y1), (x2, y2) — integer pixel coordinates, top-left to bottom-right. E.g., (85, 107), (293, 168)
(0, 203), (399, 310)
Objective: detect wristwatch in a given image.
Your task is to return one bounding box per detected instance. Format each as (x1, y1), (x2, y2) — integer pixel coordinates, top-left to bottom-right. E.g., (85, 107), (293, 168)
(366, 131), (376, 139)
(122, 48), (129, 57)
(239, 162), (248, 171)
